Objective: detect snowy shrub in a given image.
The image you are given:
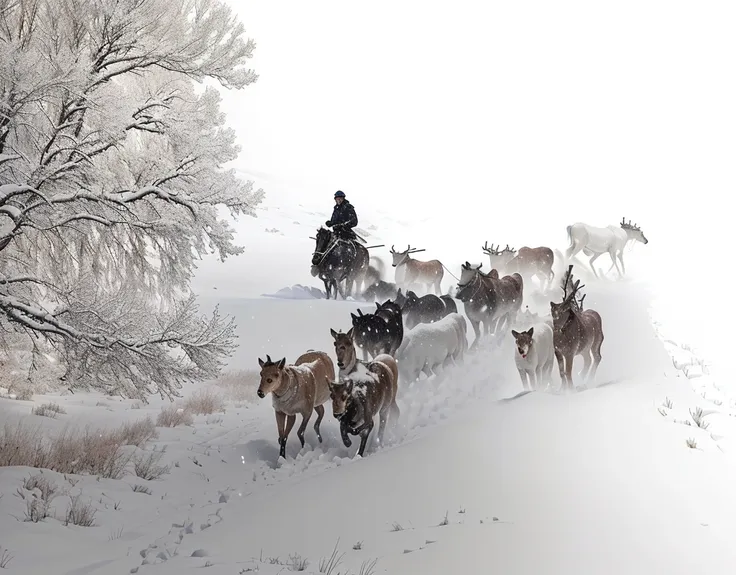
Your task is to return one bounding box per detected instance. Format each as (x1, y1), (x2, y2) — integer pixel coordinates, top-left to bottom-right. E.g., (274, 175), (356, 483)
(0, 546), (12, 569)
(133, 448), (171, 480)
(31, 403), (66, 418)
(17, 473), (60, 523)
(0, 419), (157, 477)
(132, 484), (152, 495)
(184, 389), (226, 415)
(64, 494), (97, 527)
(156, 404), (194, 427)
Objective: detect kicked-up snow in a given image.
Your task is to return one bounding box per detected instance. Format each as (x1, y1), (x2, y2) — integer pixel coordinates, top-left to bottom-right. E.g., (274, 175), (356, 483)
(2, 194), (736, 575)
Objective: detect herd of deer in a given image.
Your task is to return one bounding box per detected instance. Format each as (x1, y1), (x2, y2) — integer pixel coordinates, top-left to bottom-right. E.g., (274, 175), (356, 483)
(257, 218), (649, 459)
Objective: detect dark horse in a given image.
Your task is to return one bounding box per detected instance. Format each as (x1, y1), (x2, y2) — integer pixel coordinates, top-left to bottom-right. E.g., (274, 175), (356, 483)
(311, 227), (369, 299)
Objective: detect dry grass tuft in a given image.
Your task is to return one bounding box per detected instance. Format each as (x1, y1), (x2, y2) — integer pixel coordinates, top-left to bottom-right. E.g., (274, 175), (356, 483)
(156, 404), (194, 427)
(212, 370), (260, 404)
(183, 389), (226, 415)
(0, 546), (13, 568)
(31, 402), (66, 418)
(133, 447), (170, 480)
(64, 494), (97, 527)
(0, 417), (157, 478)
(17, 472), (60, 522)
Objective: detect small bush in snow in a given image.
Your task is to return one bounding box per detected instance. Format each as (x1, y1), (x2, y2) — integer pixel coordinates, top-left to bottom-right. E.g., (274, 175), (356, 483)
(0, 547), (13, 569)
(438, 511), (449, 526)
(156, 404), (194, 427)
(0, 419), (156, 478)
(689, 407), (710, 430)
(318, 540), (345, 575)
(133, 448), (170, 480)
(352, 541), (363, 550)
(31, 402), (66, 418)
(359, 558), (379, 575)
(662, 397), (673, 409)
(17, 473), (60, 523)
(686, 438), (698, 449)
(288, 553), (309, 571)
(64, 494), (97, 527)
(183, 389), (226, 415)
(132, 484), (152, 495)
(390, 522), (403, 532)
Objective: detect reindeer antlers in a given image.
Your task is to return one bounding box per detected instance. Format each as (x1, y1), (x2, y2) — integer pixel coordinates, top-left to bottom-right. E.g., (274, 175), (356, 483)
(620, 217), (641, 231)
(560, 264), (586, 309)
(482, 241), (502, 255)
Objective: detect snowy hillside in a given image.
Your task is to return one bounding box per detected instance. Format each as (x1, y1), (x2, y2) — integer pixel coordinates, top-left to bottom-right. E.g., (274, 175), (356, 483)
(2, 196), (736, 575)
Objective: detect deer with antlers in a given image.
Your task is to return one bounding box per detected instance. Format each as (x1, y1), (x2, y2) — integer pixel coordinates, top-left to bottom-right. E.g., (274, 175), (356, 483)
(481, 242), (516, 271)
(565, 218), (648, 278)
(389, 244), (444, 295)
(483, 241), (555, 291)
(550, 265), (604, 391)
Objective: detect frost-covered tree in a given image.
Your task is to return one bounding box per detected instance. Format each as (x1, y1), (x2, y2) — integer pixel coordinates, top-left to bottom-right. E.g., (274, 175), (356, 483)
(0, 0), (263, 399)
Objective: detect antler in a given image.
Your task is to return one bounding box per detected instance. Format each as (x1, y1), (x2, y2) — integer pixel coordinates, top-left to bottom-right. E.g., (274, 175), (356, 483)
(621, 217), (642, 232)
(390, 244), (396, 253)
(482, 242), (502, 255)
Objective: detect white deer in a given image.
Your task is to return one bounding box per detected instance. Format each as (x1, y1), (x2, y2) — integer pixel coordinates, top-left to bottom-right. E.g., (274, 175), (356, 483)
(565, 218), (648, 278)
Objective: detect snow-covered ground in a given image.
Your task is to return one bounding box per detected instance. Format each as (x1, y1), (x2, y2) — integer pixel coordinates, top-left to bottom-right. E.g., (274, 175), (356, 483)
(2, 186), (736, 574)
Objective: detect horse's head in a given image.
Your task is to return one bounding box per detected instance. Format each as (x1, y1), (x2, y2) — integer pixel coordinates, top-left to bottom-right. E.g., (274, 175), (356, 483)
(257, 355), (287, 398)
(620, 218), (648, 244)
(312, 227), (332, 265)
(458, 261), (481, 286)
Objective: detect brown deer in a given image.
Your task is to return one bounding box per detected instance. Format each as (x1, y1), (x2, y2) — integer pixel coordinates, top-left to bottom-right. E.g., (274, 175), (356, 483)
(390, 244), (444, 295)
(507, 246), (555, 291)
(550, 265), (604, 391)
(327, 328), (400, 456)
(257, 351), (335, 459)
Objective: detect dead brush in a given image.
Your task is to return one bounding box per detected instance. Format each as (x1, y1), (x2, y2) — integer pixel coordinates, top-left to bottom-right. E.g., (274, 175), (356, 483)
(16, 472), (60, 523)
(64, 494), (97, 527)
(689, 407), (710, 430)
(133, 447), (170, 480)
(31, 402), (66, 418)
(0, 546), (12, 569)
(183, 389), (226, 415)
(288, 553), (309, 571)
(0, 419), (156, 478)
(156, 404), (194, 427)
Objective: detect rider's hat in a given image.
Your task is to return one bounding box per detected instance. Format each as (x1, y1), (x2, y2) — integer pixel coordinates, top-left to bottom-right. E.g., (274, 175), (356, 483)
(334, 190), (346, 198)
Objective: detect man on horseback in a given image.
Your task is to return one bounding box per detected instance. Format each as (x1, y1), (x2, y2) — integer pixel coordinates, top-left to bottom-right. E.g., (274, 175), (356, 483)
(325, 190), (359, 242)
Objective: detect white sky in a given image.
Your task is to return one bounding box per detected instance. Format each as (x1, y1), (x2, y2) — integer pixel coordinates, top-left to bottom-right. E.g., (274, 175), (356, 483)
(213, 0), (734, 363)
(220, 1), (732, 225)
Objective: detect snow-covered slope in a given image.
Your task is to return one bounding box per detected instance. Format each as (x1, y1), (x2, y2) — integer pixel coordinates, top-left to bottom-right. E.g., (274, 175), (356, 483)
(1, 188), (735, 575)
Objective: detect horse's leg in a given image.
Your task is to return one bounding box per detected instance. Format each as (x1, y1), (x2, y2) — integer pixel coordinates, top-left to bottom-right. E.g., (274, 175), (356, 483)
(618, 251), (626, 276)
(296, 409), (312, 448)
(469, 319), (481, 350)
(377, 404), (390, 446)
(313, 404), (325, 443)
(275, 411), (287, 458)
(357, 418), (375, 457)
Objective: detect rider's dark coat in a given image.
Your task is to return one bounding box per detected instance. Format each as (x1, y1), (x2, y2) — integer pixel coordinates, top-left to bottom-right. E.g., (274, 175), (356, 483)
(326, 200), (358, 230)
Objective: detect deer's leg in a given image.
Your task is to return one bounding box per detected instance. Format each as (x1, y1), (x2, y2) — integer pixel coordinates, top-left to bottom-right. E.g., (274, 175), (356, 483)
(275, 411), (287, 458)
(282, 414), (297, 454)
(588, 252), (602, 278)
(518, 369), (529, 390)
(357, 418), (375, 457)
(618, 251), (626, 276)
(580, 350), (592, 382)
(565, 353), (575, 391)
(554, 350), (567, 391)
(340, 419), (352, 448)
(296, 409), (312, 448)
(313, 404), (325, 443)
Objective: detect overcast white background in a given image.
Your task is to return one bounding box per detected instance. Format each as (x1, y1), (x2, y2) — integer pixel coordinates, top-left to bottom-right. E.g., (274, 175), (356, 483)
(210, 0), (734, 363)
